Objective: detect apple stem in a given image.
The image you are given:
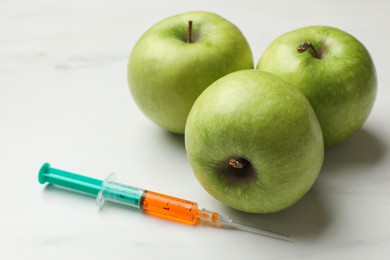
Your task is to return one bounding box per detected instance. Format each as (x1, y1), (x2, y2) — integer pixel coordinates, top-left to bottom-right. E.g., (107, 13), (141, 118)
(228, 158), (247, 169)
(297, 42), (319, 59)
(187, 20), (193, 43)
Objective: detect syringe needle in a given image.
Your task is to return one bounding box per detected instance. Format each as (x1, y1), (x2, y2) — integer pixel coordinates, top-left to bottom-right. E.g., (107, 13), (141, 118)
(228, 220), (292, 242)
(197, 208), (292, 241)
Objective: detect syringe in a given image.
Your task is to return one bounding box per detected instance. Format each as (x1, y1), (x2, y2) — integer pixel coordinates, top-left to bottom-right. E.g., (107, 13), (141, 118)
(38, 163), (290, 241)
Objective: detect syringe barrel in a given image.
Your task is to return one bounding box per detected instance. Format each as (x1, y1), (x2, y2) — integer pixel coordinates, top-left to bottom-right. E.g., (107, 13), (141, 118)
(96, 174), (199, 225)
(141, 191), (199, 225)
(96, 173), (144, 209)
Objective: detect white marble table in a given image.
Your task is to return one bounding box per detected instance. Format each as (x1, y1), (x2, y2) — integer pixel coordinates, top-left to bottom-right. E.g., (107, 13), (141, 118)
(1, 0), (390, 259)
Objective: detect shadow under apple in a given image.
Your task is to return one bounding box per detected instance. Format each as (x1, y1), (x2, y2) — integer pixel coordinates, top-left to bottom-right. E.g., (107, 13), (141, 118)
(221, 185), (329, 242)
(160, 130), (186, 152)
(321, 128), (386, 175)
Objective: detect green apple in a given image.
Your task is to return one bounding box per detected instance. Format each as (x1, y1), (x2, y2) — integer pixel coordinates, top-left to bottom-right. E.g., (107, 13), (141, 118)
(185, 70), (324, 213)
(128, 11), (253, 134)
(257, 26), (377, 146)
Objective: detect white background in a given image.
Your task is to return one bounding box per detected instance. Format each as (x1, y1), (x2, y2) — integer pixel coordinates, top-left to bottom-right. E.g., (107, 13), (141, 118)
(1, 0), (390, 259)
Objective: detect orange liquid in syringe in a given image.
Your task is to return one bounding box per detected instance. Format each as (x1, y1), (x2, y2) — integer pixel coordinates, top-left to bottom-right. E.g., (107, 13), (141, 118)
(141, 190), (200, 225)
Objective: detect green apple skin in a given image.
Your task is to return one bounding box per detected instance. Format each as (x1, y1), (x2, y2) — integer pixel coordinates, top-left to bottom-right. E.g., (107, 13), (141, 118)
(128, 11), (253, 134)
(185, 70), (324, 213)
(257, 26), (377, 147)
